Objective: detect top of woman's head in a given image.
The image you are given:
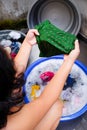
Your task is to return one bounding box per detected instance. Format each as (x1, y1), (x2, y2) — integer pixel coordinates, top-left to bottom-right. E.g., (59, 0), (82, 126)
(0, 45), (25, 128)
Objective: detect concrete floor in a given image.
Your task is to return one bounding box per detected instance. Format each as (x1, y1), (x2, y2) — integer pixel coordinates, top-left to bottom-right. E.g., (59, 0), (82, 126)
(57, 111), (87, 130)
(78, 40), (87, 66)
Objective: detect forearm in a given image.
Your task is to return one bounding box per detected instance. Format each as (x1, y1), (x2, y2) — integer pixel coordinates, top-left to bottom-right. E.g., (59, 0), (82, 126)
(14, 39), (32, 73)
(41, 58), (74, 104)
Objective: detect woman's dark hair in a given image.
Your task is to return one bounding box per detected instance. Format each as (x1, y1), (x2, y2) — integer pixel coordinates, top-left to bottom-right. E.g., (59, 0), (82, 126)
(0, 46), (25, 129)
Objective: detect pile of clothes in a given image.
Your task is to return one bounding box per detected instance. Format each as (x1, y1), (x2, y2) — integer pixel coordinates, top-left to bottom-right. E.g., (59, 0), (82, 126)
(0, 31), (25, 59)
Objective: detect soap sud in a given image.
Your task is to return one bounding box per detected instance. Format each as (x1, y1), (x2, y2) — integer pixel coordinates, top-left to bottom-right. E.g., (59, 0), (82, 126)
(0, 39), (12, 47)
(8, 31), (21, 39)
(25, 59), (87, 116)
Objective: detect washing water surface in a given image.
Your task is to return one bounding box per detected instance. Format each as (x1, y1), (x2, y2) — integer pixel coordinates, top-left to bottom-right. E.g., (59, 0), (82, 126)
(24, 58), (87, 116)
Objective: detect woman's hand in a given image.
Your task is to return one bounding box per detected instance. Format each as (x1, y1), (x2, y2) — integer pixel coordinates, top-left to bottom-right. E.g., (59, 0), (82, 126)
(24, 29), (39, 46)
(14, 29), (39, 74)
(64, 40), (80, 62)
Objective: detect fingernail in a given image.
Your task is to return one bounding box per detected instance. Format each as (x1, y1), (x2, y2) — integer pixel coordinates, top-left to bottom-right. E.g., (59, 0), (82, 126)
(76, 39), (78, 42)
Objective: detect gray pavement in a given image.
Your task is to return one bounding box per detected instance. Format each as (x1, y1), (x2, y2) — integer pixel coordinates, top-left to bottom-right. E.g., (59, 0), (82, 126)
(57, 111), (87, 130)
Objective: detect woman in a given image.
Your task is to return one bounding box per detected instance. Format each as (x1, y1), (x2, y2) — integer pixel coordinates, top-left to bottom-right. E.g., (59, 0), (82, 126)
(0, 29), (80, 130)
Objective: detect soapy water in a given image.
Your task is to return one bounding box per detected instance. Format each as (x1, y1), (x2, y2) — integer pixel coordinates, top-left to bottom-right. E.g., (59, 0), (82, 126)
(25, 59), (87, 116)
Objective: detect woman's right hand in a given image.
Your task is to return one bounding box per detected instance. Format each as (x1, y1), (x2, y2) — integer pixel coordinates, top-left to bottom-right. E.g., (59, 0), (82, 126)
(24, 29), (39, 46)
(64, 39), (80, 62)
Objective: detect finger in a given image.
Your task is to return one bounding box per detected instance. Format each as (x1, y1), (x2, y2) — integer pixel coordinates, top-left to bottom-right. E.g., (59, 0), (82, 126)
(74, 40), (80, 56)
(30, 29), (39, 35)
(74, 39), (80, 50)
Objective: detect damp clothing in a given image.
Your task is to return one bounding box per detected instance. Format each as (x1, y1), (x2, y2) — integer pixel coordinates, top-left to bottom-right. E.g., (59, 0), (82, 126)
(35, 20), (76, 57)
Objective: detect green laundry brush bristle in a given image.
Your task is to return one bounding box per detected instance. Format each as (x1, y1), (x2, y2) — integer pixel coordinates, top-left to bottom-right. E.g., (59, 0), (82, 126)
(35, 20), (77, 57)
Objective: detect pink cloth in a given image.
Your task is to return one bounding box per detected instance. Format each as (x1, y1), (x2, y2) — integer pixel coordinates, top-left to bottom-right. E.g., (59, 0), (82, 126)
(40, 71), (54, 82)
(10, 53), (17, 59)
